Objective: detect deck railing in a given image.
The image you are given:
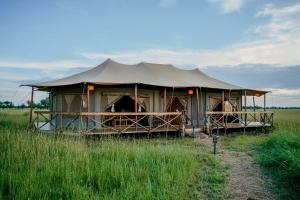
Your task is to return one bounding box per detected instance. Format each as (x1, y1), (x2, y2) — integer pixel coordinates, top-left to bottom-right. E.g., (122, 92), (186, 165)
(33, 111), (183, 135)
(205, 111), (274, 134)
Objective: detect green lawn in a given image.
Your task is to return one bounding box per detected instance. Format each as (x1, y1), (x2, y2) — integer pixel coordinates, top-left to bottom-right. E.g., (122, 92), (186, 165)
(221, 109), (300, 199)
(0, 109), (227, 200)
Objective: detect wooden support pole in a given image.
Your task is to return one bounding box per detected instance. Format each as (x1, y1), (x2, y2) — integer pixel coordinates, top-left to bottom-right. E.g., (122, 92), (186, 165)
(135, 84), (138, 131)
(222, 90), (225, 126)
(244, 90), (247, 134)
(163, 88), (167, 112)
(222, 91), (225, 112)
(263, 93), (266, 133)
(263, 93), (266, 112)
(86, 84), (90, 129)
(134, 84), (138, 112)
(244, 90), (247, 112)
(253, 95), (256, 122)
(196, 88), (200, 128)
(29, 87), (34, 124)
(253, 96), (256, 112)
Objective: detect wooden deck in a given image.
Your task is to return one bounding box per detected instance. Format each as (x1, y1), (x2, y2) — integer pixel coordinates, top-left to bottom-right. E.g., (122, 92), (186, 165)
(205, 111), (274, 134)
(33, 111), (274, 135)
(33, 111), (184, 135)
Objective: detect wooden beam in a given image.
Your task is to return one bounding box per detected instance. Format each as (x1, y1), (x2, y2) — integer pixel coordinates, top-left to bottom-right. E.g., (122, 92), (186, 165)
(244, 90), (247, 112)
(164, 88), (167, 112)
(196, 88), (200, 127)
(253, 96), (256, 112)
(86, 84), (90, 129)
(135, 84), (138, 131)
(29, 87), (34, 124)
(222, 91), (225, 112)
(205, 111), (272, 115)
(264, 93), (266, 112)
(34, 111), (182, 116)
(134, 84), (138, 112)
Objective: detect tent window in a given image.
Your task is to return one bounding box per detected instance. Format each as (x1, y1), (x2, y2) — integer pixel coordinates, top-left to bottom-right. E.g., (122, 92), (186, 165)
(62, 94), (87, 112)
(105, 95), (148, 126)
(105, 95), (147, 112)
(167, 97), (185, 112)
(208, 96), (240, 112)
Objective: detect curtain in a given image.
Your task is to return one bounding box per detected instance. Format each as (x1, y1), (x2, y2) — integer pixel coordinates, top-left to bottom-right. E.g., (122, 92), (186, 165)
(64, 95), (75, 112)
(62, 94), (86, 112)
(208, 97), (221, 111)
(104, 95), (123, 111)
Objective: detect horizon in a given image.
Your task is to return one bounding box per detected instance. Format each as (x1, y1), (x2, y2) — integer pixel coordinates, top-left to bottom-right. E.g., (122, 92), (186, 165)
(0, 0), (299, 106)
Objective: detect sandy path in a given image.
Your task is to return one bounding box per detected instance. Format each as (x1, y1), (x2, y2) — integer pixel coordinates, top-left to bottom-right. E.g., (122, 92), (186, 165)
(197, 135), (276, 200)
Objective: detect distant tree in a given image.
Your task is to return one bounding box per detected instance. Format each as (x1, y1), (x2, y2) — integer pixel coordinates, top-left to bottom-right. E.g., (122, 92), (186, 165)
(25, 98), (49, 109)
(0, 101), (14, 108)
(39, 98), (49, 109)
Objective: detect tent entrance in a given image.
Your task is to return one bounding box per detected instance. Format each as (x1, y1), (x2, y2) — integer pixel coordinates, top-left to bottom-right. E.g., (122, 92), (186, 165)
(105, 95), (148, 127)
(106, 95), (146, 112)
(167, 97), (185, 112)
(167, 97), (184, 125)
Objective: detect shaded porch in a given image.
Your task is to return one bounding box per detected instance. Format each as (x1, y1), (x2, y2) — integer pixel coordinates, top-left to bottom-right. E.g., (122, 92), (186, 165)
(33, 111), (186, 135)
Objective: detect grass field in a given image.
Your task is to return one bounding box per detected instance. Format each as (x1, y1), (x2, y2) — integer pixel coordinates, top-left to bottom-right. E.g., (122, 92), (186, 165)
(0, 109), (227, 200)
(222, 109), (300, 199)
(1, 109), (299, 199)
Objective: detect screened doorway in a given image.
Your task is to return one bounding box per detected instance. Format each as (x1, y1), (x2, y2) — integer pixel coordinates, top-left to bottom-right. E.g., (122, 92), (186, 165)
(105, 95), (148, 127)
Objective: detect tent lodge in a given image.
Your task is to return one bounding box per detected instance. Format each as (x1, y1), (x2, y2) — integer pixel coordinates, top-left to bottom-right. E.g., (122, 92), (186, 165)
(24, 59), (273, 135)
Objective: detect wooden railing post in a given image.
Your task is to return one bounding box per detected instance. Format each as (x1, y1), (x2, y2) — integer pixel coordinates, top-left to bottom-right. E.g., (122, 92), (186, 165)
(222, 91), (225, 127)
(36, 112), (39, 129)
(196, 88), (200, 128)
(244, 91), (247, 134)
(135, 84), (138, 132)
(253, 96), (257, 121)
(29, 87), (34, 125)
(86, 84), (90, 130)
(163, 88), (167, 111)
(263, 93), (266, 126)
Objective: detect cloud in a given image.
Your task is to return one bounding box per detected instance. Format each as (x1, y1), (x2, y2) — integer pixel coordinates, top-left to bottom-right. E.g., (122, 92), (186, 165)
(81, 39), (300, 68)
(202, 65), (300, 89)
(0, 59), (92, 70)
(82, 2), (300, 68)
(264, 88), (300, 97)
(0, 71), (37, 81)
(254, 2), (300, 39)
(0, 85), (47, 105)
(244, 88), (300, 107)
(158, 0), (177, 8)
(208, 0), (246, 14)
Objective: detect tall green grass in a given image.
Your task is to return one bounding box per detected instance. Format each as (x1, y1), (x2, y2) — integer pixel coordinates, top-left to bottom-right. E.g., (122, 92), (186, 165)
(0, 109), (228, 199)
(1, 132), (197, 199)
(222, 109), (300, 199)
(0, 109), (28, 130)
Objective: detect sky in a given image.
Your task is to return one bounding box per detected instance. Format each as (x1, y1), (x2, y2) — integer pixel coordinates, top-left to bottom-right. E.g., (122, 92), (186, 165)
(0, 0), (300, 106)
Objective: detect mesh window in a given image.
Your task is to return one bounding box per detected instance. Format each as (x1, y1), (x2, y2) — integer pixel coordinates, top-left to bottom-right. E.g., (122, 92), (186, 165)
(62, 94), (87, 112)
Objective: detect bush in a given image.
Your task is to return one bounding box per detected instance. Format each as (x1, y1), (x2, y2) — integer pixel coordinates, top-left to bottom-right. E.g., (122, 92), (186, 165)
(257, 131), (300, 199)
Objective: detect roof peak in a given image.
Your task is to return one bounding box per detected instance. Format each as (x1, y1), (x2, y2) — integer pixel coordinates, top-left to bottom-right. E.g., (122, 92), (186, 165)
(102, 58), (198, 71)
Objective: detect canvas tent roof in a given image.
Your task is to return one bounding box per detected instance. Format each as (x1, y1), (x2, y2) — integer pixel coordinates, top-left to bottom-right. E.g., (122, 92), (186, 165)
(24, 59), (266, 95)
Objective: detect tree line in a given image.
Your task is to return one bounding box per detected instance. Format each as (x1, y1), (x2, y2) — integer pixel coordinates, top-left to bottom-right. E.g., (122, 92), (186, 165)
(0, 98), (49, 109)
(243, 106), (300, 109)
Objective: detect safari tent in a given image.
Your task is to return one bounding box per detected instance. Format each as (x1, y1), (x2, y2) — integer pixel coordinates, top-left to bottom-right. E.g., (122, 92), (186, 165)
(24, 59), (273, 135)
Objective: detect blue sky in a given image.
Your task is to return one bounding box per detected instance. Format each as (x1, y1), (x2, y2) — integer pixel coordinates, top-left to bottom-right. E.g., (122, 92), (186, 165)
(0, 0), (300, 106)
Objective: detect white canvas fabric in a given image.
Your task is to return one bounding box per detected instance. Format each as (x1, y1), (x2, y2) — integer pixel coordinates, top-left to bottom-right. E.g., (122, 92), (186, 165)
(24, 59), (266, 94)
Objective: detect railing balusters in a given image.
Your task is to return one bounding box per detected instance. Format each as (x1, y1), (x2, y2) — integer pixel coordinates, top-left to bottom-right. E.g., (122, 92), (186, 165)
(33, 111), (182, 135)
(205, 111), (274, 134)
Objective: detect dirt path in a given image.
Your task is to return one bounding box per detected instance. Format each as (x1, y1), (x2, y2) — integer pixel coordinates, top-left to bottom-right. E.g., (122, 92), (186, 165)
(197, 136), (276, 200)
